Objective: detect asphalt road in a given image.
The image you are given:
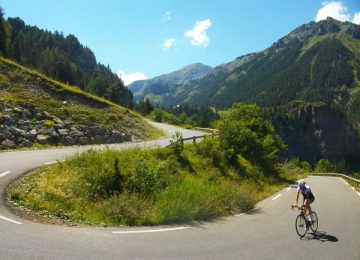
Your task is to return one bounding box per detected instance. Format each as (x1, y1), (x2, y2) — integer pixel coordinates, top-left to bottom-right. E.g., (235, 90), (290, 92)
(0, 122), (359, 259)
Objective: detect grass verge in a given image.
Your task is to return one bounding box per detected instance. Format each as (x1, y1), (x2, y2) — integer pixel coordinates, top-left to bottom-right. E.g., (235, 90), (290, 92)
(8, 139), (304, 226)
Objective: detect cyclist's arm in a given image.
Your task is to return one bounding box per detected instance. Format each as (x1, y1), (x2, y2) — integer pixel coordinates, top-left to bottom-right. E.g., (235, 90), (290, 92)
(293, 192), (300, 206)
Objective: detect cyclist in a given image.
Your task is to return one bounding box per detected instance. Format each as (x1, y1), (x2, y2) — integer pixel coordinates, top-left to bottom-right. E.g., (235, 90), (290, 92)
(293, 179), (315, 223)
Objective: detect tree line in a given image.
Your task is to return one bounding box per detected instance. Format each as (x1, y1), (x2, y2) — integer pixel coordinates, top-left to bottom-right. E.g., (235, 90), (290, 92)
(135, 99), (219, 128)
(0, 6), (133, 107)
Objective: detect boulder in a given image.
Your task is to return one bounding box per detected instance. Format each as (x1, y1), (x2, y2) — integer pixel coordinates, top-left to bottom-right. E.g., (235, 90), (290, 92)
(79, 137), (90, 145)
(64, 136), (76, 145)
(0, 125), (11, 135)
(21, 140), (34, 147)
(35, 113), (44, 120)
(19, 102), (34, 109)
(36, 135), (51, 144)
(29, 129), (38, 136)
(69, 130), (84, 137)
(1, 139), (16, 148)
(0, 133), (6, 142)
(57, 129), (69, 136)
(13, 107), (23, 113)
(4, 117), (15, 126)
(53, 123), (65, 129)
(111, 130), (122, 137)
(10, 127), (27, 137)
(48, 129), (58, 138)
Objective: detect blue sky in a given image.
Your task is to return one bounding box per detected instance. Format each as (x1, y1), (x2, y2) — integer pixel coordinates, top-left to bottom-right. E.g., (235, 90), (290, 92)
(2, 0), (360, 85)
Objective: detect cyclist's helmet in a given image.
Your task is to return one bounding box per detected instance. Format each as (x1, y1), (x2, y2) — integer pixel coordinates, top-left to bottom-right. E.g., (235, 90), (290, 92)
(298, 179), (306, 187)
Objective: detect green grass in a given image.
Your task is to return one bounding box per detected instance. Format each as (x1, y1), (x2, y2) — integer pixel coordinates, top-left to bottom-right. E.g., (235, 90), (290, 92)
(8, 139), (302, 227)
(0, 57), (163, 141)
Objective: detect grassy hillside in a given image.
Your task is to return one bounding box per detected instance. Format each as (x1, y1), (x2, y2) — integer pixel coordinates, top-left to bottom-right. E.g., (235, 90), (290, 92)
(1, 16), (133, 106)
(0, 57), (162, 149)
(7, 104), (306, 226)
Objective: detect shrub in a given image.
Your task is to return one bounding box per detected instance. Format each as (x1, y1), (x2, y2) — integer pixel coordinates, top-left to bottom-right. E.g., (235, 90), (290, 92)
(127, 154), (169, 197)
(218, 103), (286, 164)
(169, 132), (184, 157)
(315, 159), (334, 173)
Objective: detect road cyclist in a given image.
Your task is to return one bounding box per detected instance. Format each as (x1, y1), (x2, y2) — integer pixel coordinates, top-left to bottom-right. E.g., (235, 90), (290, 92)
(292, 179), (316, 224)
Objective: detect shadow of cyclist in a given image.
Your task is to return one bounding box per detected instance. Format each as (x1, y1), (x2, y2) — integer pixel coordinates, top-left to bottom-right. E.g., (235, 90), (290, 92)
(304, 231), (338, 242)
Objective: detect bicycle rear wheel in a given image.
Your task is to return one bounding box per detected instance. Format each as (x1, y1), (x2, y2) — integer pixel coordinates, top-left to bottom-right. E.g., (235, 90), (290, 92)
(310, 212), (318, 233)
(295, 215), (307, 238)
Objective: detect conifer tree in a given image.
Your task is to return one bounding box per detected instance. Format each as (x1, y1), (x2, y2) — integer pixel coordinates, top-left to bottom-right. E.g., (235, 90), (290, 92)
(0, 7), (8, 56)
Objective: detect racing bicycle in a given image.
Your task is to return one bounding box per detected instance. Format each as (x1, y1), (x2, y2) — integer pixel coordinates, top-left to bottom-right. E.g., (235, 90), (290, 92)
(291, 205), (318, 238)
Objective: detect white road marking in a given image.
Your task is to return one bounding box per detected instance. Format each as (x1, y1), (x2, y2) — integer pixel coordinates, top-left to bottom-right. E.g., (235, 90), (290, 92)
(0, 171), (11, 178)
(44, 161), (57, 165)
(286, 187), (291, 191)
(112, 227), (189, 234)
(0, 215), (23, 225)
(351, 187), (355, 190)
(357, 192), (360, 197)
(272, 194), (282, 201)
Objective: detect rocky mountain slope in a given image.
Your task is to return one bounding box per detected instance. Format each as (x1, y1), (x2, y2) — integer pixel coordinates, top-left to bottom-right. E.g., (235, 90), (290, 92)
(129, 63), (212, 106)
(264, 101), (360, 165)
(0, 58), (159, 150)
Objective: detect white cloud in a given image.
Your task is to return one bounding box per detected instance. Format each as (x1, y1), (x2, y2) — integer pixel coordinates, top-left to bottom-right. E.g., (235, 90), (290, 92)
(163, 38), (176, 50)
(353, 12), (360, 25)
(315, 2), (351, 22)
(163, 11), (171, 22)
(185, 19), (212, 48)
(117, 70), (149, 86)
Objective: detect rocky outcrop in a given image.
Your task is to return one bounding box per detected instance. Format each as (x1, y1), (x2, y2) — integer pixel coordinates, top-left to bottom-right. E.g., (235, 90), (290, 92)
(270, 102), (360, 164)
(0, 101), (132, 150)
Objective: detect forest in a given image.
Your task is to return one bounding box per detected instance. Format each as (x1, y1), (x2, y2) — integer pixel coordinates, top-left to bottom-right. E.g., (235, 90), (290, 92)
(0, 7), (133, 107)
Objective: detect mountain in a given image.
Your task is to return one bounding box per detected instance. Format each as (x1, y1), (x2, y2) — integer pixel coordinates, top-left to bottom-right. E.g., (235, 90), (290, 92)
(129, 18), (360, 166)
(129, 63), (212, 106)
(134, 18), (360, 108)
(181, 18), (360, 109)
(0, 16), (133, 107)
(0, 57), (158, 150)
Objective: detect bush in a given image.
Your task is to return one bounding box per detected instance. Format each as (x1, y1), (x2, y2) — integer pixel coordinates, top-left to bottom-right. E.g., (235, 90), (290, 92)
(218, 103), (286, 163)
(169, 132), (184, 157)
(127, 154), (169, 197)
(315, 159), (334, 173)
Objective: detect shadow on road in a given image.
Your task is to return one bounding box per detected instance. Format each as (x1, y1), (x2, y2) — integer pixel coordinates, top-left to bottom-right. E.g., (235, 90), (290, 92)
(303, 231), (338, 242)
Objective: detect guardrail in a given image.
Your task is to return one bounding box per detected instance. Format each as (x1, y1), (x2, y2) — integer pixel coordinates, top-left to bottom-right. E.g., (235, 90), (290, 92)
(308, 172), (360, 190)
(182, 133), (219, 143)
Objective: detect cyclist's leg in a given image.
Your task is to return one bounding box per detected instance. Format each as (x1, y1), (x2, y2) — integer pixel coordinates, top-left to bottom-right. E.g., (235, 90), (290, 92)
(304, 199), (311, 217)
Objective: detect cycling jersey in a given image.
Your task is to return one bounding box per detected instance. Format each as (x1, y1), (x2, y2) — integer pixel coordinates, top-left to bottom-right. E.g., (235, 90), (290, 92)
(297, 184), (315, 203)
(296, 184), (311, 195)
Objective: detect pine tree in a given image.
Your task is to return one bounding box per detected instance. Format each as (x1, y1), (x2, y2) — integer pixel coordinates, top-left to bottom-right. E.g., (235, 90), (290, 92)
(0, 6), (8, 56)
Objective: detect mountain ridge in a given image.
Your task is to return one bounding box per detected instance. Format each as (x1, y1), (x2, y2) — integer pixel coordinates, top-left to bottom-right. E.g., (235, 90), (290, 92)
(129, 63), (212, 106)
(131, 18), (360, 108)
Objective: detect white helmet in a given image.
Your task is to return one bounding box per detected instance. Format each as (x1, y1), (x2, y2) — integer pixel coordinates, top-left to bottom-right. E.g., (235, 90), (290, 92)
(298, 179), (306, 186)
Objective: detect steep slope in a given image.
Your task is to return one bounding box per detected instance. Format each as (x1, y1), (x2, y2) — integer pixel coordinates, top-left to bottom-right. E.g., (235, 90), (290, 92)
(183, 18), (360, 109)
(129, 63), (212, 106)
(0, 58), (159, 150)
(2, 17), (133, 107)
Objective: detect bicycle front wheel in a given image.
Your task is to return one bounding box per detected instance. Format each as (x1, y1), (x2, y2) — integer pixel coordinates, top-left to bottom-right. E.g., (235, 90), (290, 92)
(295, 215), (307, 238)
(310, 212), (318, 233)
